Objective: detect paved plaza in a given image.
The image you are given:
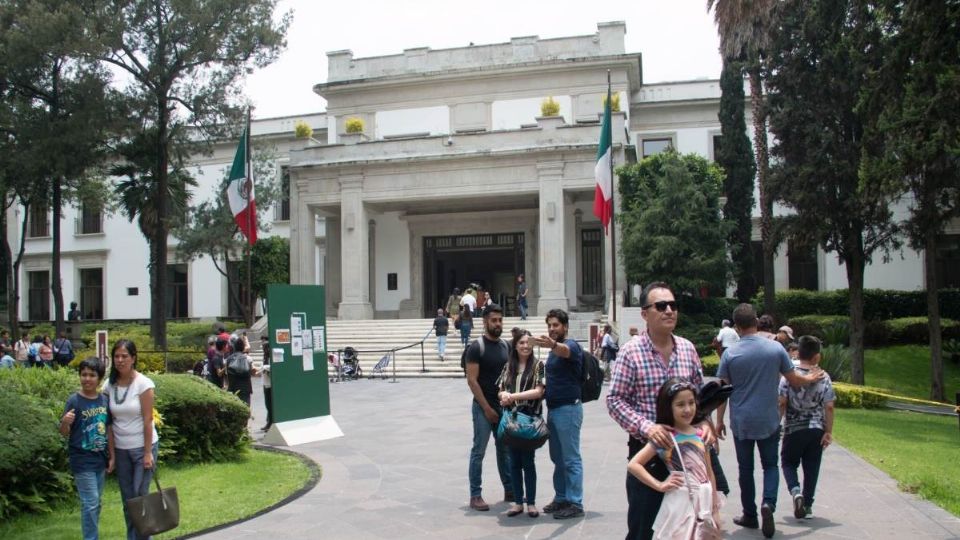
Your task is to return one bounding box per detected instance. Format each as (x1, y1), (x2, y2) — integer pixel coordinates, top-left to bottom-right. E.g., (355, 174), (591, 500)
(197, 377), (960, 540)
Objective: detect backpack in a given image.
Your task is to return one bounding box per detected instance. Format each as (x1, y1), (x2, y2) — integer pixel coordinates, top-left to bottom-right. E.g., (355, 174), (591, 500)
(460, 336), (509, 372)
(580, 351), (604, 402)
(226, 353), (251, 376)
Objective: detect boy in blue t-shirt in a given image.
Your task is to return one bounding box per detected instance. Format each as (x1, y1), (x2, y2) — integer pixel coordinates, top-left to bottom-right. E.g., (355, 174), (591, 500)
(778, 335), (835, 520)
(59, 358), (113, 540)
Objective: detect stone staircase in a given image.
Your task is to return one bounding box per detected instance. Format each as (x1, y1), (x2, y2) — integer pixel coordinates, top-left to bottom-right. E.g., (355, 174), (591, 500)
(248, 314), (600, 378)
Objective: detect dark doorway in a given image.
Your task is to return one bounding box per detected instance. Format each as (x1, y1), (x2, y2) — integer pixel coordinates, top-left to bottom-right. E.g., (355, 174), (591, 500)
(424, 233), (524, 317)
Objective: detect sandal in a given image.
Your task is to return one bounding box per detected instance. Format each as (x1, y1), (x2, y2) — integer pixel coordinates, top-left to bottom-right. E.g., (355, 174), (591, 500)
(527, 506), (540, 518)
(506, 505), (524, 517)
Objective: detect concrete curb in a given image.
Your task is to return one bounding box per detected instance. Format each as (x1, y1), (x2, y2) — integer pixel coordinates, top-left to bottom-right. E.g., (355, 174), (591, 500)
(174, 445), (321, 540)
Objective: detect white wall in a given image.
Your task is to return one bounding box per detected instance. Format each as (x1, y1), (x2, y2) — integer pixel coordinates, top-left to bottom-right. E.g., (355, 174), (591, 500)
(492, 96), (573, 130)
(373, 212), (410, 311)
(376, 106), (450, 138)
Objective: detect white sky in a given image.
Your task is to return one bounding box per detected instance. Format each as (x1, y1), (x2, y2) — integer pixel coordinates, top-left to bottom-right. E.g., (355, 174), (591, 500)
(245, 0), (722, 119)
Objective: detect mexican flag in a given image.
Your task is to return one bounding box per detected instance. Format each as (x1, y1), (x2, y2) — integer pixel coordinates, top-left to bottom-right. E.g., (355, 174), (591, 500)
(227, 123), (257, 245)
(593, 93), (613, 233)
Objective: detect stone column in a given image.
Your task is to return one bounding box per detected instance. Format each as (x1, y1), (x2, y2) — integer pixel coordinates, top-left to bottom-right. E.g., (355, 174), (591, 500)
(337, 175), (374, 319)
(289, 180), (316, 285)
(324, 217), (342, 318)
(535, 162), (569, 314)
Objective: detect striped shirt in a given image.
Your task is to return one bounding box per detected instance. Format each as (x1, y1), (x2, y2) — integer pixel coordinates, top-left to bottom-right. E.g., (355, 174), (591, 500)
(606, 331), (704, 441)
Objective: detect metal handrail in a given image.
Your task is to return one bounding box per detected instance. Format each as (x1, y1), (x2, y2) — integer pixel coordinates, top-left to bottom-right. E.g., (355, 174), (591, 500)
(332, 325), (436, 383)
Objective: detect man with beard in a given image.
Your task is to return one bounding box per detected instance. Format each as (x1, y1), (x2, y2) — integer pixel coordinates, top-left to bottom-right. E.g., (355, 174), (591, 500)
(537, 308), (586, 519)
(465, 303), (512, 511)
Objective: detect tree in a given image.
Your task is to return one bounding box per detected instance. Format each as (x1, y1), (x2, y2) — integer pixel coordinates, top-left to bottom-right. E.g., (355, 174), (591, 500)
(860, 0), (960, 400)
(717, 57), (757, 302)
(618, 150), (732, 296)
(175, 143), (280, 323)
(765, 0), (901, 385)
(707, 0), (778, 316)
(0, 0), (114, 333)
(243, 235), (289, 313)
(88, 0), (290, 348)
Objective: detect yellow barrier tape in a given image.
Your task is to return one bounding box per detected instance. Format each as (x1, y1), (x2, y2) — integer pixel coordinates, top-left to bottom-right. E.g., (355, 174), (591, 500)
(834, 382), (957, 412)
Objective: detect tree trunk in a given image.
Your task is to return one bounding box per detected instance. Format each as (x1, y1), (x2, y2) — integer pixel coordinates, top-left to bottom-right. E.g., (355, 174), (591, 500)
(151, 98), (170, 350)
(51, 177), (65, 335)
(1, 204), (16, 339)
(9, 202), (31, 340)
(748, 67), (776, 317)
(925, 233), (944, 401)
(845, 235), (867, 385)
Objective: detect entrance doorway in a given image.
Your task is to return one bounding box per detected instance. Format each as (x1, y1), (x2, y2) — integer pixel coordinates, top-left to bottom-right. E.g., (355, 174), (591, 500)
(423, 233), (524, 317)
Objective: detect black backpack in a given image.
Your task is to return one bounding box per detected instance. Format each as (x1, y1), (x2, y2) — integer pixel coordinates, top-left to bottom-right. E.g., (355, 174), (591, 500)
(580, 351), (604, 402)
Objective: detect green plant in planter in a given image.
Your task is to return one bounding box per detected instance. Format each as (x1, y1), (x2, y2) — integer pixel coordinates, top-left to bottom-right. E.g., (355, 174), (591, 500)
(540, 97), (560, 117)
(344, 117), (364, 133)
(602, 92), (621, 112)
(294, 120), (313, 139)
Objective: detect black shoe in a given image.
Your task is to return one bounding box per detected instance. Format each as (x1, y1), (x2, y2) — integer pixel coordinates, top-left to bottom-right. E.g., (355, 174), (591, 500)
(553, 505), (584, 519)
(761, 503), (776, 538)
(793, 492), (806, 519)
(543, 500), (569, 514)
(259, 424), (272, 432)
(733, 515), (759, 529)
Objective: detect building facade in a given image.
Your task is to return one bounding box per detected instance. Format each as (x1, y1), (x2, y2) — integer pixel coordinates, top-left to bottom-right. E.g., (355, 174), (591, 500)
(7, 21), (958, 323)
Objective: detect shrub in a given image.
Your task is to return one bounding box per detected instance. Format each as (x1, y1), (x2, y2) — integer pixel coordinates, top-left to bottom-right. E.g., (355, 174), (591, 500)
(819, 344), (851, 382)
(344, 116), (364, 133)
(680, 324), (720, 358)
(294, 120), (312, 139)
(754, 288), (960, 322)
(700, 352), (720, 376)
(785, 315), (849, 341)
(540, 96), (560, 117)
(833, 382), (886, 409)
(886, 317), (960, 345)
(152, 374), (251, 463)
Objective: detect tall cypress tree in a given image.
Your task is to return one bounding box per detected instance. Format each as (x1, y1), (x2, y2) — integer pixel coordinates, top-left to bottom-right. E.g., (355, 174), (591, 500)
(717, 58), (757, 302)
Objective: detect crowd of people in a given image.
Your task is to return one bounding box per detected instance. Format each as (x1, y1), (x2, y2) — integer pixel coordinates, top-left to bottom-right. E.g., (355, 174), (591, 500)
(464, 282), (836, 540)
(0, 329), (75, 370)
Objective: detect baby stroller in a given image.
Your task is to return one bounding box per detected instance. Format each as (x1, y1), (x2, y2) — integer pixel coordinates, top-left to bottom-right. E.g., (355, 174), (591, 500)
(341, 347), (362, 380)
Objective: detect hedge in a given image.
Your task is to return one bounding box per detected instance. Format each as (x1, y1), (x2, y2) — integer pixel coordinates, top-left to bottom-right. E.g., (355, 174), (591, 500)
(787, 315), (960, 347)
(755, 288), (960, 323)
(0, 368), (250, 519)
(833, 382), (886, 409)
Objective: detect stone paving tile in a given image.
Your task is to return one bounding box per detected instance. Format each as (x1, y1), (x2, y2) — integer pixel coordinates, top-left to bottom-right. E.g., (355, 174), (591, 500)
(197, 378), (960, 540)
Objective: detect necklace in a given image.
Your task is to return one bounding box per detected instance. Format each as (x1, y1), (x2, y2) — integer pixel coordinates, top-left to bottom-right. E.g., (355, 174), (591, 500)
(113, 375), (134, 405)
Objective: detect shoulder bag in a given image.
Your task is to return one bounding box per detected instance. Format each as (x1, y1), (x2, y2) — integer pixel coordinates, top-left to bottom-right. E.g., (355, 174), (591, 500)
(496, 370), (548, 451)
(671, 435), (722, 540)
(125, 469), (179, 536)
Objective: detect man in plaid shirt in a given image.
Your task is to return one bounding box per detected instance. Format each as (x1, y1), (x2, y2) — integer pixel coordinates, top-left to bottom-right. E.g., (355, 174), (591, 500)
(606, 282), (707, 540)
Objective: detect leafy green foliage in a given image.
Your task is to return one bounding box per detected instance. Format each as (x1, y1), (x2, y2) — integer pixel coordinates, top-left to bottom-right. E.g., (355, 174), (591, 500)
(717, 58), (757, 302)
(539, 97), (560, 117)
(832, 382), (886, 409)
(788, 315), (960, 348)
(344, 116), (364, 133)
(820, 344), (852, 383)
(756, 289), (960, 323)
(0, 368), (251, 518)
(618, 150), (732, 297)
(243, 236), (290, 303)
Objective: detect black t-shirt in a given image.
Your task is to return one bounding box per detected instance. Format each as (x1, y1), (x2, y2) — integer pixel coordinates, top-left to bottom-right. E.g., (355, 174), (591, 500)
(433, 316), (449, 336)
(207, 353), (225, 387)
(466, 336), (508, 409)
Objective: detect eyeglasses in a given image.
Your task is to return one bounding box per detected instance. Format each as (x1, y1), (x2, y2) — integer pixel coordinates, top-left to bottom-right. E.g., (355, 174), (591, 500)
(642, 300), (678, 312)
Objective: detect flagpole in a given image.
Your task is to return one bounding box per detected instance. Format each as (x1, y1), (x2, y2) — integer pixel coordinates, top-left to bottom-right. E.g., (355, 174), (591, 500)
(245, 107), (253, 328)
(607, 70), (617, 323)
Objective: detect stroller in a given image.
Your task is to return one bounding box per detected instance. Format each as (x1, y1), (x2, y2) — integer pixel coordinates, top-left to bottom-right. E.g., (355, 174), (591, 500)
(340, 347), (362, 380)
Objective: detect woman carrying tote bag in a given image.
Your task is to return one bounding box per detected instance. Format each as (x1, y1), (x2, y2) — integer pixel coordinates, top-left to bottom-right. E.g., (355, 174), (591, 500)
(104, 339), (160, 540)
(496, 331), (546, 518)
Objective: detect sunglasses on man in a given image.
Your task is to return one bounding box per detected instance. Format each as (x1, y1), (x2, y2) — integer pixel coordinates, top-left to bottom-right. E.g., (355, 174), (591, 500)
(642, 300), (678, 312)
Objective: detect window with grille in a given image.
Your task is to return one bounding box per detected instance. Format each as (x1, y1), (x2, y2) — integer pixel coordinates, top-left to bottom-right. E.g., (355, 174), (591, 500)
(581, 228), (603, 296)
(79, 204), (103, 234)
(788, 241), (819, 291)
(80, 268), (103, 319)
(28, 203), (49, 238)
(28, 270), (49, 320)
(166, 264), (189, 318)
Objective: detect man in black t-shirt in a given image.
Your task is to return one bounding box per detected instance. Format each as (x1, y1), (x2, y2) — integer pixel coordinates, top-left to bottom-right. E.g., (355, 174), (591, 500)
(465, 303), (512, 511)
(433, 309), (449, 360)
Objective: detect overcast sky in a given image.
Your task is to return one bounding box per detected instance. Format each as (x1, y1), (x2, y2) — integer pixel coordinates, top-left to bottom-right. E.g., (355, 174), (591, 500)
(245, 0), (722, 119)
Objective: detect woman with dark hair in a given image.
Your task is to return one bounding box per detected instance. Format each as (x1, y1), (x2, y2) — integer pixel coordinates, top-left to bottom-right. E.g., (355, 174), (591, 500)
(496, 330), (546, 518)
(39, 335), (55, 369)
(103, 340), (159, 540)
(225, 334), (253, 406)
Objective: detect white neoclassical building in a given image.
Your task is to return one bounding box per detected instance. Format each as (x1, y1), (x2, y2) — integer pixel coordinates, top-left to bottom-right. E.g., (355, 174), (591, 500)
(7, 21), (958, 323)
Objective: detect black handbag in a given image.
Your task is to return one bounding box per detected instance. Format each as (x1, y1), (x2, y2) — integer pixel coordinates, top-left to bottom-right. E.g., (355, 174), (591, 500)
(125, 470), (179, 536)
(694, 377), (734, 424)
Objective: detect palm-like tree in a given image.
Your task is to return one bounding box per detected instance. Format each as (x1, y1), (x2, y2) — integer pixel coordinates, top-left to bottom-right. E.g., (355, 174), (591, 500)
(707, 0), (777, 316)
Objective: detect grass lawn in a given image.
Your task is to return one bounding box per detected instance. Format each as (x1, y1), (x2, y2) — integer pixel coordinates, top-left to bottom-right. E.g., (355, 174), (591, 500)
(864, 345), (960, 401)
(834, 408), (960, 517)
(0, 448), (316, 540)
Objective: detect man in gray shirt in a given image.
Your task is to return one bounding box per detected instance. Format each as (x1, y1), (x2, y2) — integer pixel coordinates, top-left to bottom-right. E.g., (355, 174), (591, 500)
(716, 303), (824, 539)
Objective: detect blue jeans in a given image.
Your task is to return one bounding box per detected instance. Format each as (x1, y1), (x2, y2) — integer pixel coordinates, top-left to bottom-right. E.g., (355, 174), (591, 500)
(460, 322), (472, 345)
(116, 442), (159, 540)
(74, 469), (106, 540)
(437, 335), (447, 357)
(734, 428), (780, 518)
(509, 446), (537, 505)
(518, 302), (528, 320)
(547, 402), (583, 507)
(469, 401), (512, 498)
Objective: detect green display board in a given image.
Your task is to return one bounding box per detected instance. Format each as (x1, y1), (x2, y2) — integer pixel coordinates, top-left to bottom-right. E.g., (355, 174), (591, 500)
(266, 284), (329, 421)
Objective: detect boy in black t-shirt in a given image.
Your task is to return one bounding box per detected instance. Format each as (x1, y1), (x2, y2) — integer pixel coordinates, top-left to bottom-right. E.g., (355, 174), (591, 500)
(59, 358), (113, 540)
